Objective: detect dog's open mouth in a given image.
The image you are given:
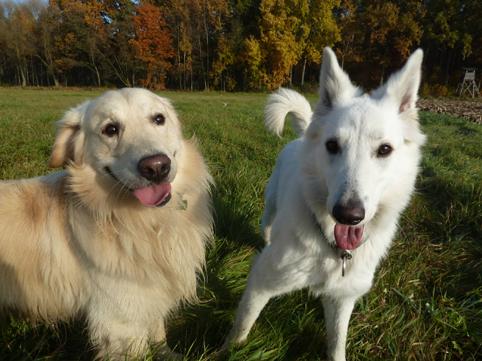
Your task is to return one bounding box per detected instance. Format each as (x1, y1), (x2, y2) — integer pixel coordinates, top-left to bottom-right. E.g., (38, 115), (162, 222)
(133, 183), (172, 207)
(334, 224), (364, 250)
(104, 166), (172, 207)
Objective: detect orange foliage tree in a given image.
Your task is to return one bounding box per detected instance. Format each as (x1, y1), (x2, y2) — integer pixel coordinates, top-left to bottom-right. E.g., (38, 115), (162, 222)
(130, 2), (174, 89)
(0, 0), (480, 90)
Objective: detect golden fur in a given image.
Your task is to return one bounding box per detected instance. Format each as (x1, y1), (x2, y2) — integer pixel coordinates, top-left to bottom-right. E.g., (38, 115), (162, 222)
(0, 88), (213, 359)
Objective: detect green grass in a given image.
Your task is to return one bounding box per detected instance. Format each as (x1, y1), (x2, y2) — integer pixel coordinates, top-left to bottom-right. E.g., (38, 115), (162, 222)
(0, 88), (480, 360)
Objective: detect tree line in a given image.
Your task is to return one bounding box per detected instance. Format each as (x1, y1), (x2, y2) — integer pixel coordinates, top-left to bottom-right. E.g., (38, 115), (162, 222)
(0, 0), (480, 92)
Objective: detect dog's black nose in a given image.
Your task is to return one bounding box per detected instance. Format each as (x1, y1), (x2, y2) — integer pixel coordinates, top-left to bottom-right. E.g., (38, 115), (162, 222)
(333, 200), (365, 225)
(138, 154), (171, 183)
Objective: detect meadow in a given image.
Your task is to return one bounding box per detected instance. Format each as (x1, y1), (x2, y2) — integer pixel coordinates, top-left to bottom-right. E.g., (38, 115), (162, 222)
(0, 88), (480, 361)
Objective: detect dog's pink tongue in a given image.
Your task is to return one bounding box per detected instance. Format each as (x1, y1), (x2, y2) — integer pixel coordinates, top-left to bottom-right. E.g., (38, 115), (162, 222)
(334, 224), (364, 250)
(133, 183), (171, 207)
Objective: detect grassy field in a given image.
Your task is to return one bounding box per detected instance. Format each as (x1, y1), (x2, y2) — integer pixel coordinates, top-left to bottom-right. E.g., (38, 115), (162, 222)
(0, 88), (480, 361)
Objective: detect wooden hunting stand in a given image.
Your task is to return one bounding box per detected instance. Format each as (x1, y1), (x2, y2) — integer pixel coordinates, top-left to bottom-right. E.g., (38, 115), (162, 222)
(457, 68), (480, 97)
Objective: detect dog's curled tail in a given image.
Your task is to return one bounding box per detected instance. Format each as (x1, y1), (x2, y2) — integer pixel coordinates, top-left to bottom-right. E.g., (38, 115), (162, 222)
(264, 88), (313, 137)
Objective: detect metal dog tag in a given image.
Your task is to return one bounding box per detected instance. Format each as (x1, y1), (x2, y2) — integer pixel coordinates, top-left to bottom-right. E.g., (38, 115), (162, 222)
(176, 192), (188, 210)
(341, 250), (352, 277)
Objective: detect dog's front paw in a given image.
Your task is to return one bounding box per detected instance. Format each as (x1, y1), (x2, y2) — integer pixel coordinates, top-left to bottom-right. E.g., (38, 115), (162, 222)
(153, 344), (184, 361)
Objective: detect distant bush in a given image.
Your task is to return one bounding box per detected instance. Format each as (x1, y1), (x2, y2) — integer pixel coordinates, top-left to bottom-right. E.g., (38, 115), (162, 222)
(421, 83), (450, 97)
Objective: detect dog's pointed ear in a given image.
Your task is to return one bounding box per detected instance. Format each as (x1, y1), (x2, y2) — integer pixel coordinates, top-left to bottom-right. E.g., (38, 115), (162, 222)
(49, 101), (89, 168)
(373, 49), (423, 114)
(372, 49), (425, 145)
(316, 47), (359, 113)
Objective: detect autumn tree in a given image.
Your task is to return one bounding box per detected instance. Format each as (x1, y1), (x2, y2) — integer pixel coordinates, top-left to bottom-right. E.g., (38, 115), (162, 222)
(130, 2), (174, 89)
(36, 3), (62, 86)
(210, 34), (236, 90)
(3, 1), (37, 86)
(337, 0), (424, 87)
(367, 0), (424, 81)
(102, 0), (139, 86)
(299, 0), (341, 87)
(423, 0), (482, 85)
(71, 0), (109, 86)
(209, 0), (260, 90)
(198, 0), (230, 89)
(242, 0), (341, 90)
(243, 0), (306, 90)
(0, 2), (9, 83)
(38, 0), (92, 86)
(166, 0), (194, 89)
(335, 0), (362, 68)
(243, 35), (263, 89)
(0, 0), (480, 90)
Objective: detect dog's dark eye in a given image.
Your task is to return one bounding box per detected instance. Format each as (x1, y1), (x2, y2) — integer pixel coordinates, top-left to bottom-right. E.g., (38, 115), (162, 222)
(102, 123), (120, 137)
(377, 143), (393, 157)
(152, 113), (165, 126)
(325, 139), (340, 154)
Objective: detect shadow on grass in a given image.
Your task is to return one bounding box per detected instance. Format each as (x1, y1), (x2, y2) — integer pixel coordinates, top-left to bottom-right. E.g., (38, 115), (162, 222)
(0, 262), (94, 360)
(212, 194), (263, 249)
(415, 164), (481, 292)
(418, 165), (480, 244)
(166, 190), (265, 357)
(411, 165), (482, 352)
(0, 317), (93, 361)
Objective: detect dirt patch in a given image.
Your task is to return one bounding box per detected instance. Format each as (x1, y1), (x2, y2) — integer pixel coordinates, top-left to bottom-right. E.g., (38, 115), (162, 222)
(418, 98), (481, 124)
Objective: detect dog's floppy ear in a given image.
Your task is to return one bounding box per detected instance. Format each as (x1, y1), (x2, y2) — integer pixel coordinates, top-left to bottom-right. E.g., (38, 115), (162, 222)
(316, 47), (359, 114)
(372, 49), (423, 114)
(49, 101), (89, 168)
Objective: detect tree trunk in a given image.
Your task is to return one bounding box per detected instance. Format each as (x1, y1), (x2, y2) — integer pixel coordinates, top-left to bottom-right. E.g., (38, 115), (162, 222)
(89, 50), (102, 87)
(95, 65), (101, 87)
(203, 1), (209, 90)
(198, 35), (204, 90)
(183, 52), (187, 90)
(301, 58), (307, 88)
(444, 48), (452, 86)
(190, 67), (193, 91)
(18, 66), (27, 87)
(177, 26), (181, 90)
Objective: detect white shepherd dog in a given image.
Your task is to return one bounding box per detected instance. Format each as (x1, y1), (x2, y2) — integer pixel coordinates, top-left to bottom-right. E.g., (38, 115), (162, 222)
(223, 48), (426, 361)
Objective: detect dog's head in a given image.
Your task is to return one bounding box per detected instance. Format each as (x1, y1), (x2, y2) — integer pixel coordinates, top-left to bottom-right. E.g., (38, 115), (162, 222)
(304, 48), (425, 250)
(50, 88), (183, 208)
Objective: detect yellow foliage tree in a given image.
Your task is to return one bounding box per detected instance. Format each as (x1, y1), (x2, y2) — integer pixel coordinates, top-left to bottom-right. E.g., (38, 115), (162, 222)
(243, 0), (341, 90)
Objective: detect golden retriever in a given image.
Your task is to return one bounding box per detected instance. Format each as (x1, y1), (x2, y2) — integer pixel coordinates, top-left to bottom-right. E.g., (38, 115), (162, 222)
(0, 88), (213, 359)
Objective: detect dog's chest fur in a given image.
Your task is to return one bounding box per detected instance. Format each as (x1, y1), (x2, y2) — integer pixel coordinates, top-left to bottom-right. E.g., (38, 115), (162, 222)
(71, 205), (204, 297)
(69, 178), (211, 307)
(268, 182), (401, 299)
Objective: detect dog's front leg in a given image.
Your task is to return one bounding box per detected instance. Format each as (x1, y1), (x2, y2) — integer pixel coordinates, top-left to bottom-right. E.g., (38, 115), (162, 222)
(149, 320), (183, 360)
(223, 278), (272, 348)
(149, 319), (167, 344)
(322, 295), (356, 361)
(223, 246), (309, 350)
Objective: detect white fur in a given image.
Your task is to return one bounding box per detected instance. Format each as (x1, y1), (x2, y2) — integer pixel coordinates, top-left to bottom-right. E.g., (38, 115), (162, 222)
(264, 88), (313, 136)
(224, 48), (425, 361)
